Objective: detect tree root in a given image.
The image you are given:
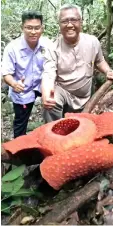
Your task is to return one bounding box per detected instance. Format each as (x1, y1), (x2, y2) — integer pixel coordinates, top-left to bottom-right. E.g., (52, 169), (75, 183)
(97, 89), (113, 106)
(36, 180), (100, 224)
(91, 89), (113, 114)
(83, 80), (113, 113)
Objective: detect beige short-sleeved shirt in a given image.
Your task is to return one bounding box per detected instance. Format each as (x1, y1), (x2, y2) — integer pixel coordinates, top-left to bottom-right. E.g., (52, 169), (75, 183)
(42, 32), (104, 109)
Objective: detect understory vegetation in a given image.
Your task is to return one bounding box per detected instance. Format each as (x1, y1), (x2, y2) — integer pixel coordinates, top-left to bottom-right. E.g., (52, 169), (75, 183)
(1, 0), (113, 224)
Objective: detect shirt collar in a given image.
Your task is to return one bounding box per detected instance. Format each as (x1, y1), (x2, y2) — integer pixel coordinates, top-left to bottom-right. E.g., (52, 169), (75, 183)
(20, 35), (43, 51)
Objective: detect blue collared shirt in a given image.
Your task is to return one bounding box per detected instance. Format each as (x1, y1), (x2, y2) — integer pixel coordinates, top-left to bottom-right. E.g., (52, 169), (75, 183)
(2, 35), (51, 104)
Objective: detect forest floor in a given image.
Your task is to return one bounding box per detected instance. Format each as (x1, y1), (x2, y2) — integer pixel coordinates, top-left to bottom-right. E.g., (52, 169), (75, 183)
(1, 87), (113, 225)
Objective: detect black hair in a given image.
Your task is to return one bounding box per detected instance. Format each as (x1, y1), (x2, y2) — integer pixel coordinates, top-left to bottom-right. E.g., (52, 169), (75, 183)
(22, 11), (43, 25)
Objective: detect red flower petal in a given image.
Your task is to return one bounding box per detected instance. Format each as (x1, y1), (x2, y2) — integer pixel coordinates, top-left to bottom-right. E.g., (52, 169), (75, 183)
(40, 140), (113, 190)
(2, 132), (41, 154)
(95, 112), (113, 138)
(65, 112), (113, 139)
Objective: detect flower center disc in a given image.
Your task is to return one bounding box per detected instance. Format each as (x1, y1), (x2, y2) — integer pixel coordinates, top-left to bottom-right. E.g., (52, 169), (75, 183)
(52, 119), (80, 135)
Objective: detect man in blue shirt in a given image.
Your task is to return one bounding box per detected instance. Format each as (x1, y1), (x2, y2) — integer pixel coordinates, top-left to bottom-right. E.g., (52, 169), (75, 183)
(2, 11), (51, 138)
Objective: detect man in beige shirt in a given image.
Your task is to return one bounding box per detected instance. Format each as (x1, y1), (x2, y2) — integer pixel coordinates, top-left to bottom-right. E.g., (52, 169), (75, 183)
(42, 4), (113, 123)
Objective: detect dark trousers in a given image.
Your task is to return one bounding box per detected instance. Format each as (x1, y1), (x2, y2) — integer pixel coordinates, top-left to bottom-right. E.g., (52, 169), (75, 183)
(13, 91), (41, 138)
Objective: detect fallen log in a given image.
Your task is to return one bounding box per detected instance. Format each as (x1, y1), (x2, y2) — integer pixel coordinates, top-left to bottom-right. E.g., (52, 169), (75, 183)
(36, 167), (113, 224)
(97, 89), (113, 106)
(36, 180), (100, 224)
(92, 89), (113, 114)
(83, 80), (113, 113)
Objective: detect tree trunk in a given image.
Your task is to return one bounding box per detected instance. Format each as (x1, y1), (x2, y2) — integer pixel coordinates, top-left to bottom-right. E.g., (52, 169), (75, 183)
(106, 0), (112, 58)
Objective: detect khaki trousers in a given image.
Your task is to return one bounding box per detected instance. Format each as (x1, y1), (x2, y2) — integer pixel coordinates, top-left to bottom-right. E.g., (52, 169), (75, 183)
(43, 85), (83, 123)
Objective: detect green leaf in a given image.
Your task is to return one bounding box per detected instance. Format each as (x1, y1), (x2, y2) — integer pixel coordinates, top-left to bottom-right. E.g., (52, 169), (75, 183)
(21, 204), (39, 216)
(13, 188), (43, 198)
(1, 202), (11, 214)
(2, 165), (25, 182)
(2, 182), (14, 193)
(13, 188), (35, 196)
(100, 178), (110, 192)
(105, 204), (113, 211)
(1, 0), (6, 4)
(11, 198), (22, 206)
(2, 177), (24, 195)
(108, 52), (113, 59)
(11, 177), (24, 195)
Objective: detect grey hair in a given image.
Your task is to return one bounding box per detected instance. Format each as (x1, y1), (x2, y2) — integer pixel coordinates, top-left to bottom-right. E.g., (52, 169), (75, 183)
(57, 4), (82, 20)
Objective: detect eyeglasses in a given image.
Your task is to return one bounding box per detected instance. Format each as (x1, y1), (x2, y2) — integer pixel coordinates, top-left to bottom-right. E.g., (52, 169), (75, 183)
(24, 26), (42, 31)
(60, 18), (81, 25)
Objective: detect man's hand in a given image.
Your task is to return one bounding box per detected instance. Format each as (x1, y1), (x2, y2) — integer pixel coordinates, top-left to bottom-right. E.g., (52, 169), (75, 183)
(43, 89), (56, 109)
(106, 70), (113, 80)
(12, 77), (25, 93)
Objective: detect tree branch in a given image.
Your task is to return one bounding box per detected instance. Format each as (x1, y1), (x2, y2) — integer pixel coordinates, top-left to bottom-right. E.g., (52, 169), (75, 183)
(98, 28), (107, 40)
(47, 0), (56, 10)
